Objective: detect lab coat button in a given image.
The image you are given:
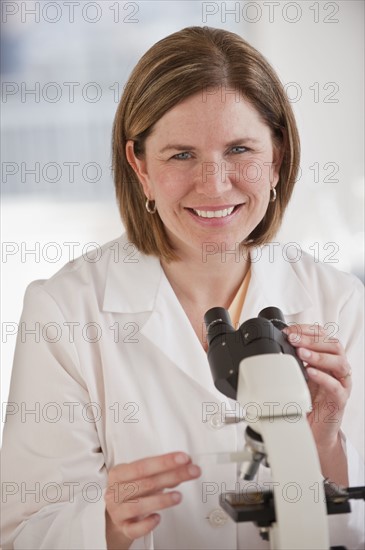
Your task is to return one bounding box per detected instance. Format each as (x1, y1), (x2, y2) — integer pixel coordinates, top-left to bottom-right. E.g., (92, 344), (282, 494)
(207, 508), (228, 527)
(208, 413), (224, 430)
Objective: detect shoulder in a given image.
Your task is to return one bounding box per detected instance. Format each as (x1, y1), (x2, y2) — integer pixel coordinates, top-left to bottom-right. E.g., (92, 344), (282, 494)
(251, 242), (363, 325)
(261, 241), (363, 300)
(279, 245), (364, 336)
(22, 234), (152, 316)
(288, 245), (363, 301)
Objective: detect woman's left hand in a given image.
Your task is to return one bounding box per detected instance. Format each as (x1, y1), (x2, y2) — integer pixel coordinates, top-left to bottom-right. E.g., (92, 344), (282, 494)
(284, 323), (352, 451)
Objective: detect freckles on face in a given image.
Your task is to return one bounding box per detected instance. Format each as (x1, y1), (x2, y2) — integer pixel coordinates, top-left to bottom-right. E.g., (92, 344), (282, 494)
(140, 90), (279, 254)
(145, 160), (189, 216)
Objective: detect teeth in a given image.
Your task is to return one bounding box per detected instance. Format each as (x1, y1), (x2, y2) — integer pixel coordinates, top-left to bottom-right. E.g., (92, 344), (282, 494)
(193, 206), (235, 218)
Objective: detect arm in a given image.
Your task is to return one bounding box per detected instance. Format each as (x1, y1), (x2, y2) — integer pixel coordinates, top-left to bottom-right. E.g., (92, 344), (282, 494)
(1, 282), (109, 549)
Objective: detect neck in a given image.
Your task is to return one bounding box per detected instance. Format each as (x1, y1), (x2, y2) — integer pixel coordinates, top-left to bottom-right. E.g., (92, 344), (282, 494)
(161, 246), (251, 310)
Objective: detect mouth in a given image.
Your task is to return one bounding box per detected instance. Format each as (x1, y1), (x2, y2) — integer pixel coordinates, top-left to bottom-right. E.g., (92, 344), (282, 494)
(186, 204), (242, 219)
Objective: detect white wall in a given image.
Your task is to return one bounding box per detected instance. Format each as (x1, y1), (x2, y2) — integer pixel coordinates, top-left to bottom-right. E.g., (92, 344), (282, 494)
(245, 1), (364, 276)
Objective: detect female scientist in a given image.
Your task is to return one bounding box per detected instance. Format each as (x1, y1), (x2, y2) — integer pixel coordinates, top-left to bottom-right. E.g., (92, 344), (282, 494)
(1, 26), (364, 550)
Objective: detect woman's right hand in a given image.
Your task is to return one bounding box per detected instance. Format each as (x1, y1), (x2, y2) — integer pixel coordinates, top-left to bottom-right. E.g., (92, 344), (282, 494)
(104, 451), (202, 549)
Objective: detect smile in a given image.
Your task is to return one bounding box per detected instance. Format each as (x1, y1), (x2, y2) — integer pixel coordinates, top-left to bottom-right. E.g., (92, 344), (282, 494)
(192, 206), (235, 218)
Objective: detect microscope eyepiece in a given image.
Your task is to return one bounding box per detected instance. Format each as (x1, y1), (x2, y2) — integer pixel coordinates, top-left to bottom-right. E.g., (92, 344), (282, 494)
(204, 307), (235, 346)
(204, 307), (233, 330)
(258, 307), (287, 330)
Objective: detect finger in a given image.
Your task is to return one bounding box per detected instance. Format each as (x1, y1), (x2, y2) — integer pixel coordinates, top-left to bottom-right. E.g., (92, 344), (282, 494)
(306, 367), (351, 401)
(109, 463), (201, 503)
(284, 324), (339, 343)
(287, 332), (343, 355)
(337, 369), (353, 388)
(130, 463), (201, 499)
(110, 490), (183, 523)
(296, 347), (351, 380)
(122, 513), (161, 541)
(109, 452), (191, 485)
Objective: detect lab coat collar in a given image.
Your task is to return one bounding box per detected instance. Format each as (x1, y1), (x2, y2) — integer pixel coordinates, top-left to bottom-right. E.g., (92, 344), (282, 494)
(102, 236), (162, 313)
(102, 235), (313, 318)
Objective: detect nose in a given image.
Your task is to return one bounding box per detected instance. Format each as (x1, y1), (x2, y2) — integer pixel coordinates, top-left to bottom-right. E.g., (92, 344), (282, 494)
(195, 159), (234, 197)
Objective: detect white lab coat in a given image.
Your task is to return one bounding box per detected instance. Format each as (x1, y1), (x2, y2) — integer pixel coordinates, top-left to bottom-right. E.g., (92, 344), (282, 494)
(1, 233), (364, 550)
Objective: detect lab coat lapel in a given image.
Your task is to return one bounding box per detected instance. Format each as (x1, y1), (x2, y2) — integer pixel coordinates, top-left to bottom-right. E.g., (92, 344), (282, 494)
(240, 244), (313, 323)
(102, 235), (222, 399)
(139, 274), (220, 397)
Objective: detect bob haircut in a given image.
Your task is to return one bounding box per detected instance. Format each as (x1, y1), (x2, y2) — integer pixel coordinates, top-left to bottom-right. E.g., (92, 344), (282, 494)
(112, 26), (300, 262)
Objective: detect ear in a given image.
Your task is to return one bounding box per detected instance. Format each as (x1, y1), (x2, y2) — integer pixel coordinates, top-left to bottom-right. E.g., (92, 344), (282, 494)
(271, 145), (284, 188)
(125, 140), (154, 199)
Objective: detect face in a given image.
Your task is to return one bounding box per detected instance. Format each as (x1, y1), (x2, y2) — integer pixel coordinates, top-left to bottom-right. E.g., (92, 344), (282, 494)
(127, 88), (280, 261)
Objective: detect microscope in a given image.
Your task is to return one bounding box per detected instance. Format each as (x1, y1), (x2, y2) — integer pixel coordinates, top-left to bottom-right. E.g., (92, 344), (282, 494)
(204, 306), (365, 550)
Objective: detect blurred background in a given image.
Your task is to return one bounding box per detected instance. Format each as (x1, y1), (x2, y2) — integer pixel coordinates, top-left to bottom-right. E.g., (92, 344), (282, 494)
(1, 1), (364, 431)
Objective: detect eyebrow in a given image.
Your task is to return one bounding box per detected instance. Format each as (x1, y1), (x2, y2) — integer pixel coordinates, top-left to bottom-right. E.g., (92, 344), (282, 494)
(159, 137), (260, 154)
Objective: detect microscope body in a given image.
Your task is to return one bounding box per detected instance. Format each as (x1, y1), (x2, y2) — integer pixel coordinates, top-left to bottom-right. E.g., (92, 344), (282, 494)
(204, 307), (330, 549)
(235, 352), (328, 549)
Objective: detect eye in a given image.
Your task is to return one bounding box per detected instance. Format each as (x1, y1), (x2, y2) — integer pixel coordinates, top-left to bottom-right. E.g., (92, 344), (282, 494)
(171, 152), (192, 160)
(229, 146), (248, 155)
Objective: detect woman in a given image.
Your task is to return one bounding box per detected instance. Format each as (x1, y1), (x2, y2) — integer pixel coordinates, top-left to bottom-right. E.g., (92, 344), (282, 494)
(1, 27), (364, 550)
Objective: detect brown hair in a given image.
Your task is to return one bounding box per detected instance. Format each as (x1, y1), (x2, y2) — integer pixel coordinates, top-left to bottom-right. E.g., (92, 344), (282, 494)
(112, 26), (300, 261)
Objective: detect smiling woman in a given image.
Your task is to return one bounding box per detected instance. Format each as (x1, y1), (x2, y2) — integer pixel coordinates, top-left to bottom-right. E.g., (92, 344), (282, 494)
(125, 91), (280, 265)
(1, 25), (364, 550)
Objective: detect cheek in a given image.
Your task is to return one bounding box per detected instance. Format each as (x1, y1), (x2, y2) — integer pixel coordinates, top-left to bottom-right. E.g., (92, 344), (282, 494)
(151, 167), (192, 202)
(238, 158), (274, 190)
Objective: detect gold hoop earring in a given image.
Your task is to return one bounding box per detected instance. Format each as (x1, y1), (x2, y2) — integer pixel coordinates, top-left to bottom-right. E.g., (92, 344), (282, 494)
(269, 187), (277, 203)
(145, 198), (157, 214)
